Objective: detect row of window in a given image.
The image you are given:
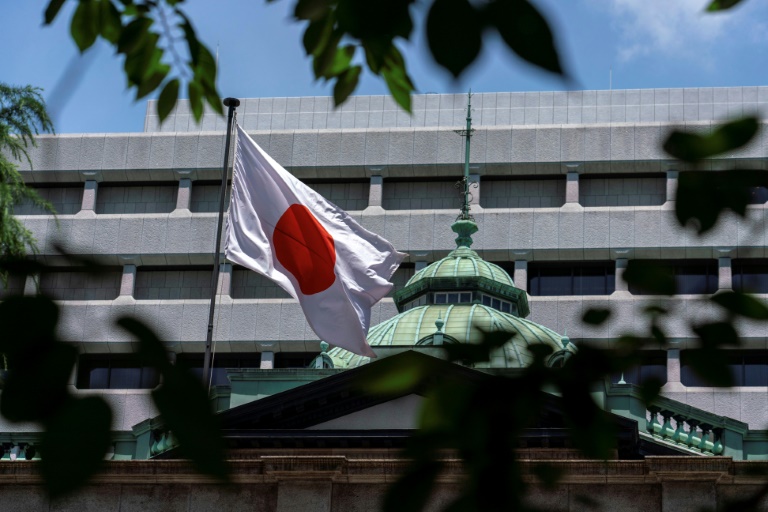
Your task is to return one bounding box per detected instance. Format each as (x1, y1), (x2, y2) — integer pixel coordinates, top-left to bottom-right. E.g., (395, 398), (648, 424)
(616, 351), (768, 387)
(523, 259), (768, 296)
(76, 352), (317, 389)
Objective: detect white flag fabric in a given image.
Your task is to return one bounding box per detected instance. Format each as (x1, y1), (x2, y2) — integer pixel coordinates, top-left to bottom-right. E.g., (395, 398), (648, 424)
(225, 125), (406, 357)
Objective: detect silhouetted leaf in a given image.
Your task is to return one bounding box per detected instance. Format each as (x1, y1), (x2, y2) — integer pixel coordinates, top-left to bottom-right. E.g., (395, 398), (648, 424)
(1, 342), (77, 423)
(713, 291), (768, 320)
(676, 170), (768, 233)
(443, 329), (514, 364)
(664, 117), (759, 162)
(39, 397), (112, 499)
(531, 462), (564, 489)
(44, 0), (67, 24)
(638, 377), (664, 405)
(70, 0), (100, 52)
(707, 0), (745, 11)
(683, 349), (734, 387)
(152, 369), (229, 480)
(335, 0), (414, 41)
(426, 0), (482, 77)
(582, 308), (611, 325)
(333, 65), (361, 107)
(324, 45), (356, 78)
(117, 17), (153, 55)
(0, 296), (59, 355)
(623, 260), (676, 295)
(99, 0), (123, 44)
(358, 355), (433, 395)
(382, 460), (443, 512)
(157, 79), (180, 122)
(303, 16), (334, 56)
(117, 317), (172, 372)
(188, 80), (203, 121)
(487, 0), (564, 75)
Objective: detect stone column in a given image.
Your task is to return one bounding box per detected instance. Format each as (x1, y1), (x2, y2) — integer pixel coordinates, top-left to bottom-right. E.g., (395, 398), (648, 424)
(514, 261), (528, 292)
(667, 348), (682, 385)
(718, 257), (732, 290)
(217, 263), (233, 296)
(120, 264), (137, 297)
(23, 275), (38, 296)
(176, 177), (192, 211)
(260, 352), (275, 370)
(368, 175), (383, 208)
(666, 170), (679, 203)
(565, 171), (580, 204)
(81, 180), (98, 212)
(615, 259), (629, 292)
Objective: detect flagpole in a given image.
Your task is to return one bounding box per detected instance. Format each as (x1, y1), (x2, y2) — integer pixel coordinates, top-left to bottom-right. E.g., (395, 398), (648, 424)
(203, 97), (240, 389)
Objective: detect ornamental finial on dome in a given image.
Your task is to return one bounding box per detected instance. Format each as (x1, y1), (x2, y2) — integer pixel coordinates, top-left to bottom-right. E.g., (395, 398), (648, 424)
(451, 90), (479, 248)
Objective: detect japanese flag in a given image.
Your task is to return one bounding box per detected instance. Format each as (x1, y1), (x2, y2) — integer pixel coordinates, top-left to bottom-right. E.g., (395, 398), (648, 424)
(225, 125), (406, 357)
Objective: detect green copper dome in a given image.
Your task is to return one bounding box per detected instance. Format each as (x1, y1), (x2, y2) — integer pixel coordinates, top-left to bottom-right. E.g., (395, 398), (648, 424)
(406, 247), (515, 288)
(328, 304), (575, 369)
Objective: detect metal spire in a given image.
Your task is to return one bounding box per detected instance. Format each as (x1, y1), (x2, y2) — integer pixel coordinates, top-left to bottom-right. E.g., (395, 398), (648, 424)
(451, 91), (478, 248)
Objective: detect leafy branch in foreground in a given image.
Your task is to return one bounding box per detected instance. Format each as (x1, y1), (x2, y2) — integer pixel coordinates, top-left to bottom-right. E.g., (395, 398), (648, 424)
(44, 0), (222, 122)
(0, 83), (56, 276)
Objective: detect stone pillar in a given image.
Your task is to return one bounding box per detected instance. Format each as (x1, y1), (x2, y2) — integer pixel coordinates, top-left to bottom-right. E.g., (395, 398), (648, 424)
(565, 171), (579, 204)
(666, 170), (679, 203)
(23, 275), (38, 296)
(368, 175), (383, 208)
(176, 177), (192, 210)
(260, 352), (274, 370)
(217, 263), (233, 296)
(718, 257), (732, 290)
(81, 180), (98, 212)
(514, 261), (528, 292)
(120, 264), (137, 297)
(615, 259), (629, 292)
(667, 348), (681, 385)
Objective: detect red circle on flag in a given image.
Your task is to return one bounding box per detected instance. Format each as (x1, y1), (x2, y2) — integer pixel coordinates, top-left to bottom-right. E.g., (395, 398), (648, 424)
(273, 204), (336, 295)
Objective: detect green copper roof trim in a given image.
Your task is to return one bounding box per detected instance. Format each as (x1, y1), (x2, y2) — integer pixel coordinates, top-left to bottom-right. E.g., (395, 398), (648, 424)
(393, 275), (530, 317)
(327, 304), (574, 369)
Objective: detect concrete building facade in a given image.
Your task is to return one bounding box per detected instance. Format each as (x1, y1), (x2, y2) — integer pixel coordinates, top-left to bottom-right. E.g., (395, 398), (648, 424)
(3, 87), (768, 473)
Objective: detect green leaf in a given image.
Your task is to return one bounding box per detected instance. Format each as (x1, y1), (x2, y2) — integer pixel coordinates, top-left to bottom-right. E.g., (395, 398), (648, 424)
(188, 80), (203, 121)
(358, 355), (430, 395)
(312, 31), (344, 79)
(382, 61), (413, 112)
(201, 79), (224, 117)
(70, 0), (100, 52)
(39, 397), (112, 499)
(303, 16), (334, 57)
(44, 0), (67, 24)
(294, 0), (333, 21)
(487, 0), (564, 75)
(99, 0), (123, 44)
(664, 117), (759, 163)
(426, 0), (483, 77)
(152, 368), (229, 480)
(0, 296), (59, 355)
(706, 0), (745, 11)
(136, 66), (169, 100)
(333, 65), (362, 107)
(675, 170), (768, 234)
(683, 348), (734, 387)
(638, 376), (663, 405)
(335, 0), (414, 41)
(623, 260), (676, 295)
(712, 291), (768, 320)
(117, 16), (153, 55)
(582, 308), (611, 325)
(323, 45), (356, 78)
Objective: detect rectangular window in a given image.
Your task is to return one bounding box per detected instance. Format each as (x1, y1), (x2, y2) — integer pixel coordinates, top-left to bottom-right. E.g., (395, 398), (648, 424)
(382, 178), (463, 210)
(134, 266), (214, 300)
(612, 351), (667, 386)
(176, 354), (263, 387)
(733, 259), (768, 294)
(76, 356), (160, 390)
(480, 175), (565, 209)
(527, 262), (615, 296)
(95, 182), (178, 214)
(580, 174), (666, 207)
(274, 352), (317, 369)
(628, 260), (718, 295)
(681, 350), (768, 387)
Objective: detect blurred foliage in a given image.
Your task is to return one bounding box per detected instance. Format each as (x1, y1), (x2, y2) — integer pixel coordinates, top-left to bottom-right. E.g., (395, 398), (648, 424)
(44, 0), (566, 115)
(0, 84), (56, 281)
(0, 257), (228, 498)
(10, 0), (768, 510)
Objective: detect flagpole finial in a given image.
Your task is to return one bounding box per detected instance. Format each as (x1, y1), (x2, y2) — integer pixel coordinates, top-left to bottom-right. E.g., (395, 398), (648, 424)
(223, 97), (240, 108)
